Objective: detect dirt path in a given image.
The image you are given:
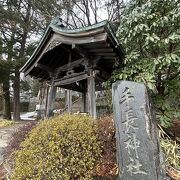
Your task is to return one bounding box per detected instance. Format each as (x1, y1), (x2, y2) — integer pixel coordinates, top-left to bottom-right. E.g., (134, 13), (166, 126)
(0, 122), (30, 179)
(0, 123), (28, 164)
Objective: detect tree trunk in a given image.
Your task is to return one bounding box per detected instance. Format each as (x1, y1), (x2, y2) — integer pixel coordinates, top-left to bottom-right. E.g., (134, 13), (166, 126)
(11, 0), (31, 121)
(2, 76), (11, 120)
(13, 70), (20, 120)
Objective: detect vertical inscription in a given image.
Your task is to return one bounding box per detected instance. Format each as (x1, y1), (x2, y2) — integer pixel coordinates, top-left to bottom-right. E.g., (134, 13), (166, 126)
(113, 81), (167, 180)
(120, 87), (147, 176)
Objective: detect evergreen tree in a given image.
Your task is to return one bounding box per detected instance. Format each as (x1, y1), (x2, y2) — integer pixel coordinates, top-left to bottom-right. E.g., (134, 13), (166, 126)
(113, 0), (180, 127)
(0, 0), (74, 119)
(0, 61), (11, 119)
(0, 0), (40, 120)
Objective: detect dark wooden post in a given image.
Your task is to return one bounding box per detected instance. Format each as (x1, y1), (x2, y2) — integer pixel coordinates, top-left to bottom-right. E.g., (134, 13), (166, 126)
(81, 92), (87, 112)
(87, 69), (96, 119)
(67, 90), (72, 113)
(46, 75), (56, 117)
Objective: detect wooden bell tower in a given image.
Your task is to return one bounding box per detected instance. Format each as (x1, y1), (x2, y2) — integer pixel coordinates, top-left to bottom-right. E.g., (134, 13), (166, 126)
(20, 18), (124, 119)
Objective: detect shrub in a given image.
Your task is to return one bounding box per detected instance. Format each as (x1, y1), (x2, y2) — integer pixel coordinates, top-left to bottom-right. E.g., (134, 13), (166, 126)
(0, 120), (16, 128)
(95, 115), (118, 178)
(160, 138), (180, 169)
(159, 126), (180, 179)
(11, 115), (101, 180)
(159, 126), (180, 169)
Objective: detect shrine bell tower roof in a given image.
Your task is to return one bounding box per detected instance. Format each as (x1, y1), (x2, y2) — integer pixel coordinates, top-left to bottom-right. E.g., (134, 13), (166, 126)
(20, 18), (124, 81)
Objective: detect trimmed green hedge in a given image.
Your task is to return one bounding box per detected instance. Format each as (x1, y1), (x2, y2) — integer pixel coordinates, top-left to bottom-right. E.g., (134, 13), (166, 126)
(11, 115), (101, 180)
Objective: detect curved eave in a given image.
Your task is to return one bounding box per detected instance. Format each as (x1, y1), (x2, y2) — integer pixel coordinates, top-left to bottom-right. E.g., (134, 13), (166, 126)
(105, 23), (125, 60)
(20, 26), (53, 73)
(20, 20), (124, 76)
(51, 20), (124, 59)
(50, 20), (108, 36)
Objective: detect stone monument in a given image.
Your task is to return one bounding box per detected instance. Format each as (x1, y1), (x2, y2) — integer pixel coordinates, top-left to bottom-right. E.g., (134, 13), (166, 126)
(112, 81), (167, 180)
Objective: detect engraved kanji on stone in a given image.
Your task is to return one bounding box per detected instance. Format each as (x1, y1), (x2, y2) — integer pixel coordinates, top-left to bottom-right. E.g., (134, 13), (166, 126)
(126, 157), (147, 176)
(122, 107), (138, 133)
(120, 87), (134, 105)
(113, 81), (167, 179)
(124, 133), (140, 158)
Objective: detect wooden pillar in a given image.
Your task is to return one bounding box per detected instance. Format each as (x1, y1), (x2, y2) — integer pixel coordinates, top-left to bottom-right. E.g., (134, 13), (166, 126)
(81, 92), (87, 112)
(87, 69), (96, 119)
(66, 90), (72, 113)
(46, 76), (56, 118)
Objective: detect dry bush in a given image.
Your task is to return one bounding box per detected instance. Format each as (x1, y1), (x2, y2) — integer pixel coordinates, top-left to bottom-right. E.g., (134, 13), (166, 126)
(159, 125), (180, 180)
(95, 115), (118, 179)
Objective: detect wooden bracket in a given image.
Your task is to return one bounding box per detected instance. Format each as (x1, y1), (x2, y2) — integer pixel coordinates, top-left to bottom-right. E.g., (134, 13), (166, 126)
(55, 58), (85, 74)
(72, 44), (89, 59)
(35, 63), (54, 74)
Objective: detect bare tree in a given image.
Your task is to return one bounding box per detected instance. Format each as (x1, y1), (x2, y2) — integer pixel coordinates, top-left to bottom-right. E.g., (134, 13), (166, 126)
(104, 0), (125, 22)
(63, 0), (125, 28)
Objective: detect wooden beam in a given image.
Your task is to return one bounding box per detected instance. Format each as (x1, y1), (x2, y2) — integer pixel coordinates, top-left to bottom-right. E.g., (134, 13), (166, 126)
(72, 44), (89, 58)
(55, 58), (85, 73)
(54, 73), (88, 86)
(101, 56), (117, 60)
(88, 57), (101, 68)
(83, 42), (110, 48)
(35, 63), (54, 73)
(46, 40), (62, 52)
(91, 52), (116, 56)
(59, 84), (83, 92)
(86, 48), (114, 53)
